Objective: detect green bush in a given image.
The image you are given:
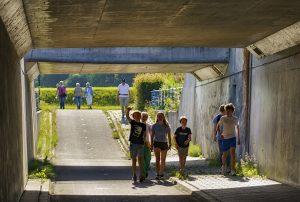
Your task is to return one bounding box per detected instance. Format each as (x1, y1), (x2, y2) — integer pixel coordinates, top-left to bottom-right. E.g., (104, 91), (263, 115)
(236, 153), (260, 177)
(133, 74), (164, 110)
(188, 142), (202, 157)
(39, 87), (135, 106)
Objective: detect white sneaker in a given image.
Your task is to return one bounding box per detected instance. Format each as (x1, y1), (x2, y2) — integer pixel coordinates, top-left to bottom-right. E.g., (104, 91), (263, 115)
(221, 166), (226, 175)
(230, 170), (236, 176)
(226, 167), (231, 174)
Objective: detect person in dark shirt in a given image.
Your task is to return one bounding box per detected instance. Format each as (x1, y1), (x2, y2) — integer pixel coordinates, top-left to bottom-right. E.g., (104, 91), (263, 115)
(174, 116), (192, 174)
(126, 107), (146, 182)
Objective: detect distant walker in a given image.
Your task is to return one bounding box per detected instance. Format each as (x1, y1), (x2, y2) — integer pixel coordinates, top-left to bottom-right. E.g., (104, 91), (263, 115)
(117, 79), (130, 118)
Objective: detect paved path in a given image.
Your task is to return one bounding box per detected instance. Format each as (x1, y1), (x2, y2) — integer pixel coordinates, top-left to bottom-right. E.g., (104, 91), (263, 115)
(51, 110), (200, 202)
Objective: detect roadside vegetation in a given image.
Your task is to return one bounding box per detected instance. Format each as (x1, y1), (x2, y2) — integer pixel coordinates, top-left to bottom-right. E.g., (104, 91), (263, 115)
(188, 142), (202, 158)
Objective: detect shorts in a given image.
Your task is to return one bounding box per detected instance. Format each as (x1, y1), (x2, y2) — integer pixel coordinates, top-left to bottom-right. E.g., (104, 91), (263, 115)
(154, 141), (168, 150)
(222, 137), (236, 152)
(119, 97), (129, 107)
(178, 146), (189, 156)
(129, 143), (144, 159)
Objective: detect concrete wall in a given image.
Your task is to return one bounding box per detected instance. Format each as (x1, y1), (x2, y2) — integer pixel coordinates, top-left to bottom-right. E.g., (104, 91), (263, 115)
(250, 45), (300, 187)
(179, 46), (300, 186)
(179, 49), (247, 158)
(0, 19), (26, 201)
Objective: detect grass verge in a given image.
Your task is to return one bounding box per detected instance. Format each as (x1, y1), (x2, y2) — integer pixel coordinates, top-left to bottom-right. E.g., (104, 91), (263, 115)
(28, 159), (55, 180)
(188, 142), (202, 157)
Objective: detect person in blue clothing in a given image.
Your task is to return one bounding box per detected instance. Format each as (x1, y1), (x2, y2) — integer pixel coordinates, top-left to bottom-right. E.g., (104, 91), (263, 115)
(212, 104), (230, 171)
(84, 82), (93, 109)
(174, 116), (192, 174)
(74, 83), (83, 109)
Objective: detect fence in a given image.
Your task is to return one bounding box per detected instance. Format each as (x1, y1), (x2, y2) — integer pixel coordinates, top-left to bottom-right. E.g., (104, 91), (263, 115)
(150, 87), (182, 110)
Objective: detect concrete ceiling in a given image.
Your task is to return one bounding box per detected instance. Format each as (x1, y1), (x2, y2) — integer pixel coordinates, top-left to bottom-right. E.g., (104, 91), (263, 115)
(37, 62), (227, 75)
(23, 0), (300, 48)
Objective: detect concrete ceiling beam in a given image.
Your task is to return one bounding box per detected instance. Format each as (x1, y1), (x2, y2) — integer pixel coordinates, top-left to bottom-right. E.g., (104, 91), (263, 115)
(0, 0), (32, 57)
(25, 47), (229, 64)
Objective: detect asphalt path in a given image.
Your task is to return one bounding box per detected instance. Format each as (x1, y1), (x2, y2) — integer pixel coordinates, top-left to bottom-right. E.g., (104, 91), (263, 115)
(51, 110), (201, 202)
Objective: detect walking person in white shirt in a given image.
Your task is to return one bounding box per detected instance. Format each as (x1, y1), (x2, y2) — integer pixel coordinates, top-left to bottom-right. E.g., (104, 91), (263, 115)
(117, 79), (130, 118)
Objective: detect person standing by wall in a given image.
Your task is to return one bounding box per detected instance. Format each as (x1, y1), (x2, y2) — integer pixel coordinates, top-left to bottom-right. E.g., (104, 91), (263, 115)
(151, 112), (172, 180)
(56, 81), (67, 109)
(126, 107), (146, 182)
(74, 83), (83, 110)
(217, 103), (240, 176)
(212, 104), (230, 172)
(84, 82), (93, 109)
(141, 112), (152, 179)
(174, 116), (192, 174)
(117, 79), (130, 118)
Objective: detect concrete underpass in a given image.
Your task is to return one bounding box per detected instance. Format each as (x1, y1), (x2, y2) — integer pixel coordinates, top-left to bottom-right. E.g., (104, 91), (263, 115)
(0, 1), (300, 201)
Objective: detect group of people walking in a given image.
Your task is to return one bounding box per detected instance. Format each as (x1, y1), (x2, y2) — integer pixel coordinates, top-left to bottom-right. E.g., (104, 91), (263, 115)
(126, 107), (192, 182)
(126, 102), (240, 183)
(212, 103), (240, 176)
(56, 81), (94, 109)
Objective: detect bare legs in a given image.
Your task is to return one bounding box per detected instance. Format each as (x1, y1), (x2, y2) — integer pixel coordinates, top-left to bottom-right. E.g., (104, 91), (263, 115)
(154, 148), (167, 177)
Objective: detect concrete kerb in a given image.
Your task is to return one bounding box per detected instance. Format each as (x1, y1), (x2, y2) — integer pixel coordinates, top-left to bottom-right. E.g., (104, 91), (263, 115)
(106, 111), (129, 157)
(20, 179), (50, 202)
(169, 177), (218, 202)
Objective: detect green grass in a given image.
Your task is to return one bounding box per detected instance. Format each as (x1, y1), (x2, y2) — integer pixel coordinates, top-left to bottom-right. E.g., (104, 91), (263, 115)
(188, 142), (202, 157)
(28, 159), (56, 180)
(236, 154), (261, 177)
(169, 170), (189, 180)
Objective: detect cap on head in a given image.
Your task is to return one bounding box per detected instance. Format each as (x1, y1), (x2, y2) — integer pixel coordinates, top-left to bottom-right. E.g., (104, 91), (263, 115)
(179, 115), (188, 123)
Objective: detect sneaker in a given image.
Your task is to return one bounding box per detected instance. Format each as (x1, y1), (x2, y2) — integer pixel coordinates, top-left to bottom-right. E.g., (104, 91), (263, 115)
(226, 167), (231, 174)
(132, 175), (137, 181)
(139, 176), (145, 182)
(155, 175), (160, 180)
(230, 170), (236, 176)
(221, 166), (226, 175)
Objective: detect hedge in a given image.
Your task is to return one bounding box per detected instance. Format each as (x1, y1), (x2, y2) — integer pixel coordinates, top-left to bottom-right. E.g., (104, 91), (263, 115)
(39, 87), (135, 106)
(133, 74), (164, 110)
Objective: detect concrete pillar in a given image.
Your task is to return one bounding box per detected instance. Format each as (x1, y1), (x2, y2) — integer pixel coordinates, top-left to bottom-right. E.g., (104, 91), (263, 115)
(0, 19), (25, 202)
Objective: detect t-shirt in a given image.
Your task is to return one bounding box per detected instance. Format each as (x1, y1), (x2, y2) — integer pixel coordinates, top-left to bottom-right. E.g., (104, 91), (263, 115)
(74, 87), (82, 97)
(175, 127), (192, 148)
(118, 83), (130, 98)
(212, 114), (223, 140)
(152, 123), (171, 143)
(129, 120), (146, 144)
(57, 86), (66, 96)
(218, 116), (239, 139)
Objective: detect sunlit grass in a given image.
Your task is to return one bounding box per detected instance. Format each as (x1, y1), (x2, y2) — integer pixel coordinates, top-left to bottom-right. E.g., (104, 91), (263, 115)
(188, 142), (202, 157)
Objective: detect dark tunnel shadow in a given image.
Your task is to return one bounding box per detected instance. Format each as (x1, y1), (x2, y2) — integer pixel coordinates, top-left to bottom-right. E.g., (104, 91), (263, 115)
(50, 194), (201, 202)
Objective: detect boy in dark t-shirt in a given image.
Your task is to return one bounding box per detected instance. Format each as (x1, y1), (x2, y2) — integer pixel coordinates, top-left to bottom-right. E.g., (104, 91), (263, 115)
(174, 116), (192, 174)
(126, 107), (146, 182)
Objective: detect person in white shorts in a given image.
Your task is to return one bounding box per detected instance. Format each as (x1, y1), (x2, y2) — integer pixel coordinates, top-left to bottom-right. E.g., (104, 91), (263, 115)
(117, 79), (130, 118)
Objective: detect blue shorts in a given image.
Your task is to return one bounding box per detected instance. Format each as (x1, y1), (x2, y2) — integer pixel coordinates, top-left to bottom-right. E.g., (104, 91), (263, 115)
(129, 143), (144, 159)
(222, 137), (236, 152)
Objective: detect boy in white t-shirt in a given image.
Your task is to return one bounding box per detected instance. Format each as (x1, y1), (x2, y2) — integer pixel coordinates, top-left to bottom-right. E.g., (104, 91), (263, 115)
(217, 103), (240, 176)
